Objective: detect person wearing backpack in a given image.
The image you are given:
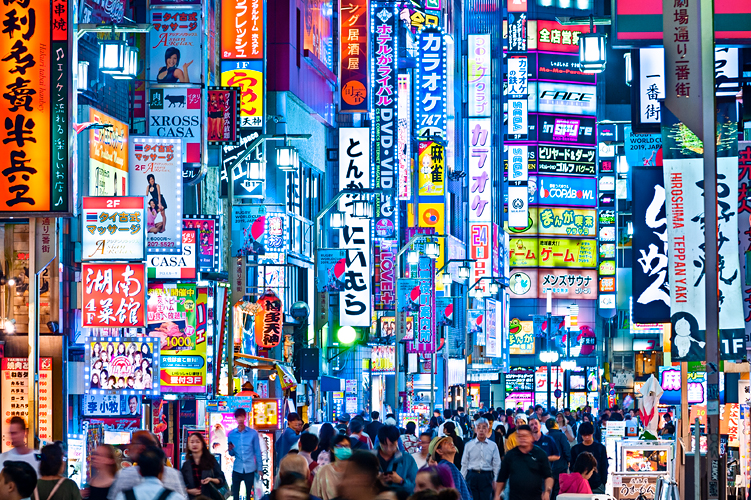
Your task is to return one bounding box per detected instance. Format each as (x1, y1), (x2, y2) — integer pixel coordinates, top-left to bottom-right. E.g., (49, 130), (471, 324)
(114, 446), (183, 500)
(33, 443), (81, 500)
(455, 407), (472, 440)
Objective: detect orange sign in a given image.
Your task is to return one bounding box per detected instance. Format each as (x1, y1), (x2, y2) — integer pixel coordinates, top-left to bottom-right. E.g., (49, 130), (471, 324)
(339, 0), (368, 112)
(82, 263), (147, 327)
(255, 289), (282, 348)
(0, 0), (69, 212)
(251, 399), (280, 429)
(221, 0), (263, 59)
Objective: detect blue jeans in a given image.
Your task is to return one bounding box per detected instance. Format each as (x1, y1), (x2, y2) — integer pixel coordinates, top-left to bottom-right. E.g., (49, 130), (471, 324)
(232, 471), (255, 500)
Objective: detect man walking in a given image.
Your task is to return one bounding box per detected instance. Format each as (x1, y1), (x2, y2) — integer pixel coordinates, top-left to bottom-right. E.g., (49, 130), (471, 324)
(0, 417), (39, 473)
(570, 422), (608, 494)
(544, 419), (570, 499)
(114, 447), (184, 500)
(277, 412), (303, 458)
(494, 425), (553, 500)
(366, 411), (383, 441)
(373, 425), (418, 493)
(227, 408), (263, 500)
(461, 418), (501, 500)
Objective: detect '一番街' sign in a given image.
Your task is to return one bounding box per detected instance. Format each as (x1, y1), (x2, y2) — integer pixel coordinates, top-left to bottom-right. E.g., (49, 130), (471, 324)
(0, 0), (69, 213)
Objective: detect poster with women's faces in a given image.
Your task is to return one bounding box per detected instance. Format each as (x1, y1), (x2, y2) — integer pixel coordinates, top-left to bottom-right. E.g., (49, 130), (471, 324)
(85, 338), (161, 396)
(149, 8), (202, 85)
(129, 137), (183, 254)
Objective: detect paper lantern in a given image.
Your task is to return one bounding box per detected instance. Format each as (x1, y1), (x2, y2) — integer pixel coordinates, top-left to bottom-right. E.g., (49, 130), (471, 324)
(255, 289), (283, 348)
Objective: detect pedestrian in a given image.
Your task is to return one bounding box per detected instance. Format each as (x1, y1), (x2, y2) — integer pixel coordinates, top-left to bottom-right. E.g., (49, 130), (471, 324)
(180, 432), (226, 500)
(32, 443), (81, 500)
(660, 413), (676, 439)
(429, 417), (440, 438)
(456, 408), (472, 439)
(312, 423), (335, 470)
(412, 432), (433, 469)
(227, 408), (264, 500)
(113, 447), (183, 500)
(366, 412), (384, 442)
(349, 418), (373, 450)
(310, 434), (351, 500)
(438, 411), (464, 440)
(82, 445), (120, 500)
(441, 422), (464, 469)
(0, 460), (37, 500)
(494, 425), (552, 500)
(268, 470), (312, 500)
(555, 414), (575, 447)
(430, 437), (472, 500)
(108, 431), (187, 500)
(558, 452), (596, 495)
(544, 419), (570, 499)
(0, 416), (40, 473)
(414, 464), (456, 492)
(569, 422), (608, 494)
(403, 422), (421, 455)
(297, 433), (318, 470)
(503, 414), (527, 452)
(460, 418), (500, 500)
(278, 413), (304, 459)
(433, 410), (444, 426)
(336, 414), (351, 436)
(338, 451), (396, 500)
(374, 425), (418, 493)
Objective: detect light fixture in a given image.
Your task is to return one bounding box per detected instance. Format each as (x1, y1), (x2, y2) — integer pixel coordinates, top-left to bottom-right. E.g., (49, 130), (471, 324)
(489, 281), (500, 295)
(276, 145), (299, 171)
(561, 360), (577, 371)
(425, 241), (440, 259)
(579, 30), (607, 73)
(4, 319), (15, 333)
(458, 264), (470, 280)
(330, 210), (344, 229)
(407, 250), (419, 265)
(7, 278), (16, 287)
(337, 325), (357, 345)
(99, 37), (127, 74)
(441, 273), (452, 286)
(624, 52), (632, 86)
(352, 199), (373, 218)
(540, 350), (559, 363)
(112, 46), (138, 80)
(77, 61), (89, 91)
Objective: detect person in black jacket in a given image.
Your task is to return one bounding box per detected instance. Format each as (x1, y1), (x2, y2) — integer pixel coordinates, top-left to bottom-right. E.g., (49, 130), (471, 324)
(569, 422), (608, 494)
(365, 412), (383, 444)
(545, 418), (571, 500)
(181, 432), (227, 500)
(441, 421), (464, 468)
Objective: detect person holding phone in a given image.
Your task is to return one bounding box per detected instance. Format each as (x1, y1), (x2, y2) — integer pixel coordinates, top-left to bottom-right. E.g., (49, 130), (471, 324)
(373, 425), (417, 494)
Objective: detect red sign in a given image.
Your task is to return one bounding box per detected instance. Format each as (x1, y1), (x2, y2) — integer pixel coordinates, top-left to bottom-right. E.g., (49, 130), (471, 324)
(207, 88), (240, 144)
(339, 0), (369, 112)
(221, 0), (263, 58)
(536, 20), (590, 53)
(255, 290), (282, 348)
(82, 263), (147, 327)
(508, 0), (526, 12)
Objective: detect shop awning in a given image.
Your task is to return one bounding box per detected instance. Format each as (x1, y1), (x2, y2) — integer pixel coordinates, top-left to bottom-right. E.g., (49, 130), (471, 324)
(320, 375), (345, 392)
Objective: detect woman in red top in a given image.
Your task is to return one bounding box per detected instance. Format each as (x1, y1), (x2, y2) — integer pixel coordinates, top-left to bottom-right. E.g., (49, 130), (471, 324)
(558, 451), (597, 495)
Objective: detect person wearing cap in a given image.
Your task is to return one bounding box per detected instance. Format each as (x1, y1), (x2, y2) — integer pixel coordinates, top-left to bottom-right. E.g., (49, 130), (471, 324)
(278, 412), (304, 459)
(503, 413), (528, 452)
(460, 418), (500, 500)
(430, 436), (472, 500)
(0, 460), (37, 500)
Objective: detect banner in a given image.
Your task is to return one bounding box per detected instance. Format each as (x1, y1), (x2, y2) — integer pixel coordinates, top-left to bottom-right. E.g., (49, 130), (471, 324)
(416, 27), (446, 138)
(148, 283), (207, 393)
(339, 0), (368, 113)
(230, 205), (267, 256)
(469, 119), (493, 220)
(414, 256), (436, 353)
(221, 0), (263, 58)
(509, 319), (535, 354)
(537, 175), (597, 207)
(1, 358), (52, 451)
(207, 88), (240, 144)
(85, 338), (160, 395)
(396, 278), (419, 342)
(485, 298), (498, 357)
(468, 34), (491, 117)
(509, 238), (597, 268)
(148, 86), (202, 162)
(82, 263), (147, 328)
(82, 197), (146, 261)
(149, 8), (202, 83)
(468, 309), (485, 346)
(183, 215), (221, 272)
(374, 240), (396, 310)
(147, 229), (198, 279)
(632, 166), (670, 323)
(338, 128), (371, 326)
(88, 108), (129, 196)
(624, 127), (661, 167)
(129, 137), (183, 253)
(738, 142), (751, 350)
(397, 74), (412, 199)
(316, 249), (346, 293)
(436, 296), (454, 327)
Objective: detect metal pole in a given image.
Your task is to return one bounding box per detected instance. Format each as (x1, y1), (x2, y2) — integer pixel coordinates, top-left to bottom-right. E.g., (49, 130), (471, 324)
(547, 311), (552, 410)
(394, 255), (401, 418)
(699, 1), (720, 499)
(695, 417), (701, 500)
(27, 218), (37, 448)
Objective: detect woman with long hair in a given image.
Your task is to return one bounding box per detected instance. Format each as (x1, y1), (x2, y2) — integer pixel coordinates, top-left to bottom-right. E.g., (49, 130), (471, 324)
(81, 444), (119, 500)
(310, 434), (351, 500)
(156, 47), (192, 83)
(312, 422), (335, 468)
(557, 413), (576, 446)
(180, 432), (227, 500)
(145, 174), (167, 231)
(35, 443), (82, 500)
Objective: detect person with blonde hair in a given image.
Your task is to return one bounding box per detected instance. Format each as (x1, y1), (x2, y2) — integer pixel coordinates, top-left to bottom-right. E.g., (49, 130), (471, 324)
(82, 444), (120, 500)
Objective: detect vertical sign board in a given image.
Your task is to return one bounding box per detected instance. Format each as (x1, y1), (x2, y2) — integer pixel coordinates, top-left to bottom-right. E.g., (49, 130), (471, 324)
(148, 86), (202, 163)
(221, 0), (263, 59)
(374, 239), (396, 310)
(0, 0), (69, 213)
(414, 256), (436, 353)
(1, 358), (52, 452)
(82, 197), (146, 262)
(88, 108), (129, 197)
(416, 27), (447, 139)
(149, 8), (202, 83)
(469, 118), (493, 294)
(639, 48), (665, 126)
(507, 12), (527, 53)
(468, 34), (491, 118)
(207, 87), (240, 145)
(738, 143), (751, 350)
(221, 61), (264, 129)
(631, 167), (670, 323)
(507, 144), (529, 228)
(397, 74), (412, 199)
(371, 2), (398, 238)
(82, 263), (148, 328)
(340, 0), (369, 113)
(485, 298), (497, 357)
(507, 57), (529, 138)
(338, 128), (371, 326)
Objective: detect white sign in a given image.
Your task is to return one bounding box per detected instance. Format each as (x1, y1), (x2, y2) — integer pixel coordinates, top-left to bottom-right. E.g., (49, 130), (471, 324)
(146, 229), (197, 279)
(148, 86), (202, 163)
(537, 82), (597, 116)
(468, 34), (491, 117)
(508, 185), (529, 228)
(129, 137), (183, 253)
(508, 99), (528, 136)
(338, 128), (371, 326)
(508, 145), (528, 182)
(469, 118), (493, 222)
(507, 57), (528, 97)
(82, 197), (146, 261)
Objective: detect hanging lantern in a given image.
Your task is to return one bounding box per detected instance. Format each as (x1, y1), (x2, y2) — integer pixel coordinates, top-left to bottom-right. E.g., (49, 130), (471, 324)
(255, 289), (283, 348)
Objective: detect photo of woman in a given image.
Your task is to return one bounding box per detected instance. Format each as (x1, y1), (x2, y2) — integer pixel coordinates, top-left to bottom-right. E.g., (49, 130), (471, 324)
(208, 91), (225, 141)
(90, 373), (100, 389)
(146, 174), (167, 233)
(147, 199), (164, 234)
(106, 343), (115, 361)
(157, 47), (192, 83)
(116, 342), (126, 357)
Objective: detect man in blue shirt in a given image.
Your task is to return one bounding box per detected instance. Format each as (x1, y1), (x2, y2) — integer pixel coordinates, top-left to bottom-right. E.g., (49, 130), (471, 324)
(227, 408), (263, 500)
(276, 412), (303, 459)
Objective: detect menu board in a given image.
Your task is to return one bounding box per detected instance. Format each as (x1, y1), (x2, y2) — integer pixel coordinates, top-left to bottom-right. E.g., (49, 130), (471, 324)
(623, 448), (669, 472)
(612, 474), (660, 500)
(1, 358), (52, 451)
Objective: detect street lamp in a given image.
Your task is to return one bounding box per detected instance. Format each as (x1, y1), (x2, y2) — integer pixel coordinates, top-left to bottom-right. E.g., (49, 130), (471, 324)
(540, 351), (559, 363)
(624, 52), (632, 86)
(458, 265), (470, 280)
(112, 46), (138, 80)
(489, 281), (500, 295)
(276, 144), (299, 171)
(329, 209), (344, 229)
(77, 62), (89, 91)
(425, 241), (440, 259)
(407, 250), (419, 265)
(352, 199), (373, 218)
(98, 38), (127, 74)
(561, 359), (577, 371)
(441, 273), (452, 287)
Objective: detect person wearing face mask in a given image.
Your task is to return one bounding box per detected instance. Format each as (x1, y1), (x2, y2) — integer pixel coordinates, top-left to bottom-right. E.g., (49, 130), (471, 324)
(373, 425), (418, 494)
(310, 434), (351, 500)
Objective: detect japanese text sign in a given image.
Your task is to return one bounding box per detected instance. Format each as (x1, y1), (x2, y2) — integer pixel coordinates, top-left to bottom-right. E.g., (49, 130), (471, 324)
(338, 128), (371, 326)
(507, 57), (528, 97)
(375, 239), (396, 310)
(537, 114), (597, 146)
(0, 0), (70, 213)
(414, 256), (436, 354)
(221, 60), (264, 129)
(417, 141), (445, 197)
(85, 338), (160, 395)
(639, 48), (665, 125)
(538, 145), (596, 175)
(507, 12), (527, 53)
(148, 86), (202, 163)
(538, 269), (597, 299)
(221, 0), (263, 59)
(147, 229), (198, 279)
(255, 289), (283, 348)
(537, 175), (597, 207)
(509, 237), (597, 268)
(82, 263), (147, 328)
(469, 119), (493, 221)
(1, 358), (52, 451)
(183, 215), (221, 272)
(149, 8), (202, 84)
(88, 108), (129, 196)
(508, 145), (529, 182)
(468, 34), (491, 117)
(536, 20), (589, 53)
(536, 52), (595, 84)
(207, 87), (240, 145)
(340, 0), (369, 113)
(470, 223), (492, 294)
(398, 73), (412, 199)
(508, 321), (535, 354)
(82, 197), (146, 262)
(416, 27), (447, 138)
(537, 82), (597, 117)
(82, 394), (141, 417)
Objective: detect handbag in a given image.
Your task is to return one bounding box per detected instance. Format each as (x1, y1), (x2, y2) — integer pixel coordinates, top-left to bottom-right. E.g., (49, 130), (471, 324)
(206, 482), (230, 500)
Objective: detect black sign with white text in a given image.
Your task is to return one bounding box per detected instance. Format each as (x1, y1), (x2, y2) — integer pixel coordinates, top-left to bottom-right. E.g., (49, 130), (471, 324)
(538, 145), (596, 175)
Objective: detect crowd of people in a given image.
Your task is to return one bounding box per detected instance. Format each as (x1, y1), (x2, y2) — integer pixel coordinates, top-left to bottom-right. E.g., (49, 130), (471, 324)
(0, 403), (675, 500)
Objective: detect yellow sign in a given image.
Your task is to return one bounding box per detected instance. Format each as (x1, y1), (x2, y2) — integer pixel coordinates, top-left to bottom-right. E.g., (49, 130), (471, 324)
(408, 203), (446, 290)
(504, 207), (597, 237)
(509, 238), (597, 268)
(508, 319), (535, 355)
(417, 141), (445, 196)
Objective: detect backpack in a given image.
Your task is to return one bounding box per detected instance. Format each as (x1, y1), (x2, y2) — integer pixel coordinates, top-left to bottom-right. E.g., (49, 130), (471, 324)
(124, 487), (173, 500)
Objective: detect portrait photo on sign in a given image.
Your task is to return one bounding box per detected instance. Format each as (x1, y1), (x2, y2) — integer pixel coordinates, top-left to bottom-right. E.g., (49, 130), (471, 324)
(86, 338), (160, 395)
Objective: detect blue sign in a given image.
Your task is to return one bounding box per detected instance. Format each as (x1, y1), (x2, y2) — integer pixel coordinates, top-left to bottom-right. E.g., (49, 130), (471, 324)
(624, 126), (661, 167)
(416, 27), (447, 139)
(535, 175), (597, 207)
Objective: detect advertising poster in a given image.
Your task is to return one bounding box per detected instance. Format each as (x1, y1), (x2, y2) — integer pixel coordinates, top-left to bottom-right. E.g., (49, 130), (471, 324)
(537, 114), (597, 146)
(536, 175), (597, 207)
(509, 238), (597, 268)
(221, 60), (264, 129)
(207, 87), (240, 144)
(468, 309), (485, 346)
(148, 86), (202, 163)
(468, 119), (493, 221)
(82, 394), (142, 416)
(316, 249), (346, 293)
(371, 346), (395, 372)
(147, 283), (207, 393)
(436, 296), (454, 327)
(738, 143), (751, 349)
(397, 73), (412, 199)
(85, 338), (160, 395)
(221, 0), (263, 58)
(396, 279), (419, 342)
(1, 358), (52, 452)
(537, 82), (596, 116)
(505, 207), (596, 237)
(418, 141), (445, 197)
(538, 145), (596, 175)
(147, 229), (197, 279)
(339, 0), (368, 113)
(183, 215), (221, 272)
(129, 137), (183, 253)
(88, 108), (129, 196)
(624, 126), (661, 167)
(631, 166), (670, 323)
(149, 8), (202, 84)
(470, 223), (492, 294)
(416, 27), (447, 138)
(82, 263), (147, 328)
(82, 197), (146, 262)
(231, 205), (267, 256)
(413, 256), (436, 353)
(538, 269), (597, 299)
(508, 319), (535, 354)
(374, 240), (396, 310)
(305, 0), (333, 70)
(507, 12), (527, 53)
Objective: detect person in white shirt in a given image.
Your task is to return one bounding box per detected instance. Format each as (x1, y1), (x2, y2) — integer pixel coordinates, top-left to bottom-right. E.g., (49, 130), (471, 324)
(0, 417), (40, 473)
(437, 410), (464, 440)
(114, 446), (183, 500)
(0, 460), (38, 500)
(411, 432), (432, 469)
(461, 418), (501, 500)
